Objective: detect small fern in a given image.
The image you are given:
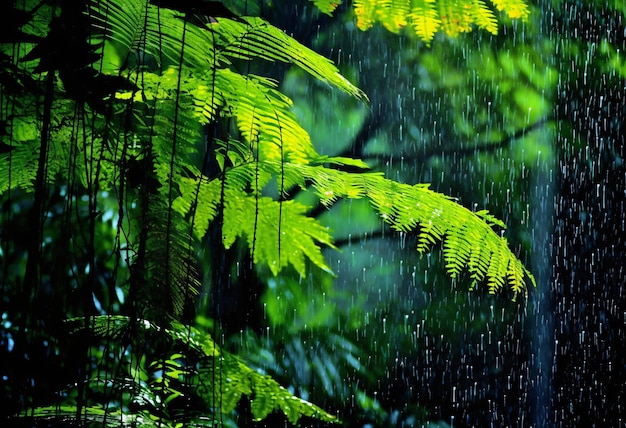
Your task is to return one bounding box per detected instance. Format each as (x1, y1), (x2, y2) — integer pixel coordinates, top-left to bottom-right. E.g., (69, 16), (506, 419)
(281, 163), (535, 297)
(58, 316), (338, 426)
(308, 0), (343, 15)
(26, 405), (181, 428)
(410, 0), (442, 43)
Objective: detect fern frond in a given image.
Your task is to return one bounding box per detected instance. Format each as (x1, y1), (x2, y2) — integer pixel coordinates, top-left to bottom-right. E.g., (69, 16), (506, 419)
(222, 192), (335, 275)
(490, 0), (530, 19)
(274, 163), (533, 297)
(88, 0), (218, 70)
(90, 0), (364, 103)
(388, 0), (413, 31)
(485, 241), (507, 293)
(172, 175), (223, 237)
(475, 208), (506, 228)
(368, 179), (533, 298)
(26, 405), (182, 428)
(308, 0), (342, 15)
(368, 0), (413, 33)
(409, 0), (442, 46)
(326, 0), (528, 44)
(438, 0), (473, 37)
(0, 137), (39, 194)
(196, 347), (339, 424)
(353, 0), (379, 30)
(467, 228), (490, 287)
(443, 225), (472, 277)
(67, 314), (133, 339)
(196, 354), (338, 424)
(87, 0), (148, 59)
(471, 0), (499, 34)
(68, 316), (337, 424)
(68, 315), (221, 357)
(214, 17), (367, 101)
(214, 70), (320, 165)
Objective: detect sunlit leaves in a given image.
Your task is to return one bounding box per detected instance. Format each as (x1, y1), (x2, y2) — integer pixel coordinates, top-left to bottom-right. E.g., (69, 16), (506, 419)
(490, 0), (530, 19)
(89, 0), (366, 103)
(172, 175), (222, 238)
(274, 162), (535, 297)
(216, 70), (320, 164)
(2, 0), (536, 300)
(172, 148), (536, 296)
(308, 0), (342, 15)
(471, 0), (498, 34)
(63, 316), (336, 425)
(214, 17), (367, 101)
(222, 194), (336, 276)
(332, 0), (528, 44)
(89, 0), (219, 70)
(410, 0), (441, 45)
(438, 0), (473, 36)
(443, 225), (472, 277)
(171, 323), (338, 425)
(353, 0), (378, 30)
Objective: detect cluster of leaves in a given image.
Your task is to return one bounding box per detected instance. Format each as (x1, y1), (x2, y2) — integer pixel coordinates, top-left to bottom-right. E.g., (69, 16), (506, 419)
(28, 316), (336, 426)
(88, 0), (533, 295)
(310, 0), (530, 44)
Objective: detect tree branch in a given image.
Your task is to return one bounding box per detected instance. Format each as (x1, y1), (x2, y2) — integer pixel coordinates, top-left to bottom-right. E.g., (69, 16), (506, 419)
(364, 118), (550, 164)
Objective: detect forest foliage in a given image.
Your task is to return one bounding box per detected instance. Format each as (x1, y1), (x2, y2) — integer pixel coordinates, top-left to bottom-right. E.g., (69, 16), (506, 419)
(310, 0), (529, 44)
(0, 0), (534, 425)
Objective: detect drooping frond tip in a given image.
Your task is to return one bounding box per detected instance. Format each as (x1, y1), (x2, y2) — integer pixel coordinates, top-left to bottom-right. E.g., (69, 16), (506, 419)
(362, 178), (536, 300)
(284, 166), (536, 299)
(309, 0), (342, 15)
(65, 316), (338, 425)
(311, 0), (529, 45)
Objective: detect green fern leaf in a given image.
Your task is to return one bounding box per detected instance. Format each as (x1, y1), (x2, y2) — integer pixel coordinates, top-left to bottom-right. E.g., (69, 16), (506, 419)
(490, 0), (530, 19)
(475, 209), (506, 228)
(222, 193), (335, 276)
(173, 176), (222, 237)
(439, 0), (473, 36)
(308, 0), (342, 15)
(485, 242), (507, 293)
(89, 0), (219, 70)
(348, 0), (528, 43)
(443, 226), (472, 277)
(69, 316), (337, 423)
(215, 17), (367, 101)
(0, 140), (39, 194)
(409, 0), (442, 45)
(467, 232), (491, 287)
(353, 0), (379, 30)
(373, 0), (412, 33)
(470, 0), (498, 34)
(278, 163), (534, 297)
(220, 70), (319, 164)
